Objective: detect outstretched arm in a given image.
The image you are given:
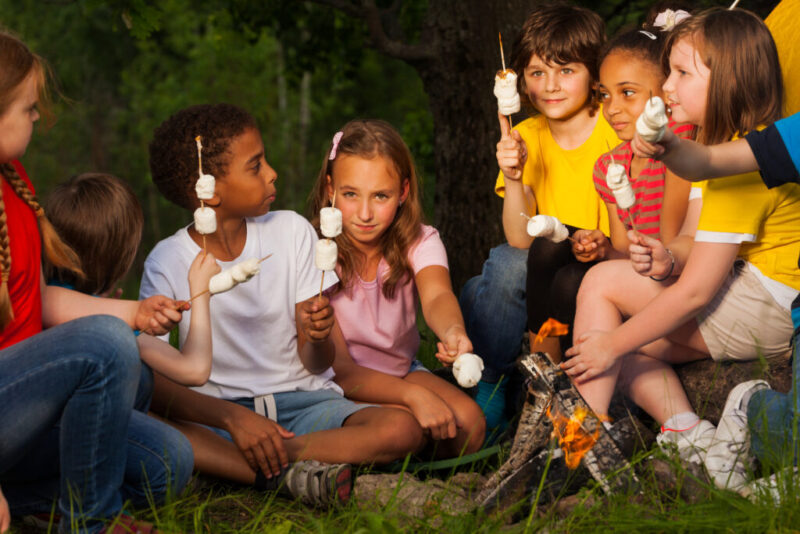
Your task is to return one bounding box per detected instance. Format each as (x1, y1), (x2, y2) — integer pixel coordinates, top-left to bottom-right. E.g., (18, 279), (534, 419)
(415, 265), (472, 365)
(632, 129), (757, 181)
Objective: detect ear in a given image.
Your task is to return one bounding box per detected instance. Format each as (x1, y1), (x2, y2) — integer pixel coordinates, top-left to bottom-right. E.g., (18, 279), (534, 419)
(202, 193), (222, 208)
(399, 179), (410, 204)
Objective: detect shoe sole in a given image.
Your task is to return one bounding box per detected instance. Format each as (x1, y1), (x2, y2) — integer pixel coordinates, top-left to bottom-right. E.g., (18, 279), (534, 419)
(333, 464), (353, 505)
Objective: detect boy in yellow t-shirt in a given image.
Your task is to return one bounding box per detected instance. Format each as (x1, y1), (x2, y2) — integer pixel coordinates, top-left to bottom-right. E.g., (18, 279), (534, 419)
(459, 3), (617, 435)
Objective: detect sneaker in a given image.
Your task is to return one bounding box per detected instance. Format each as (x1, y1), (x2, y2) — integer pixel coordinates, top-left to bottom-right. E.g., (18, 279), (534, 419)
(705, 380), (770, 491)
(656, 419), (716, 465)
(282, 460), (353, 507)
(739, 467), (799, 503)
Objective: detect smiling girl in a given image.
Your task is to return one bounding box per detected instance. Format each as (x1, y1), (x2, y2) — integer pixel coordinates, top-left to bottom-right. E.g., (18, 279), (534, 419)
(562, 9), (799, 489)
(310, 120), (485, 457)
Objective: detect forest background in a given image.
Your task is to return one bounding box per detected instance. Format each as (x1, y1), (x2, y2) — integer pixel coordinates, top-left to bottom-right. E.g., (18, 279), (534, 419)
(2, 0), (777, 295)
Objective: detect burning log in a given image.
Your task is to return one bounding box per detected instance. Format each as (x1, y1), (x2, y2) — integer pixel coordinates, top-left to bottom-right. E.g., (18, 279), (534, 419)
(478, 353), (639, 510)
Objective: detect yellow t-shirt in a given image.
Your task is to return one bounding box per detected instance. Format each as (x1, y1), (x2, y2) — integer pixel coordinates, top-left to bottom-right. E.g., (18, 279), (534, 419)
(696, 173), (800, 291)
(494, 113), (616, 235)
(766, 0), (800, 116)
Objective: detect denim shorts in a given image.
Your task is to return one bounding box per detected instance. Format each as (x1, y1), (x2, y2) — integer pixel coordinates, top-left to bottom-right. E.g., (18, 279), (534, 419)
(407, 359), (431, 375)
(207, 388), (373, 439)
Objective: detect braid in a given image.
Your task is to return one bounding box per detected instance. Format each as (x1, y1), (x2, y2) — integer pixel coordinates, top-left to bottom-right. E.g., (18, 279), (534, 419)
(0, 170), (13, 329)
(1, 163), (84, 281)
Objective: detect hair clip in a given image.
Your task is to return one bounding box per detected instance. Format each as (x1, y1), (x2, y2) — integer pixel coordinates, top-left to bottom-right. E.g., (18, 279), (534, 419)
(329, 131), (343, 161)
(639, 30), (657, 40)
(653, 9), (690, 31)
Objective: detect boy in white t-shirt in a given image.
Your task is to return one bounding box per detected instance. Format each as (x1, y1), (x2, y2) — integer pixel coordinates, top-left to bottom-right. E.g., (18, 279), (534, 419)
(141, 104), (424, 506)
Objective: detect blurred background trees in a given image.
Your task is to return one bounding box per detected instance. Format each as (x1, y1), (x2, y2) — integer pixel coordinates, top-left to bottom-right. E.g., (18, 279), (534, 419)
(1, 0), (778, 293)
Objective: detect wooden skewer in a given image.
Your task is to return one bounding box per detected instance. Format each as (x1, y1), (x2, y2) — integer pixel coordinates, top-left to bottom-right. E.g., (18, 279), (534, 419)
(332, 189), (337, 208)
(520, 212), (577, 244)
(318, 271), (326, 300)
(627, 210), (640, 235)
(187, 254), (273, 304)
(729, 0), (740, 9)
(499, 32), (506, 71)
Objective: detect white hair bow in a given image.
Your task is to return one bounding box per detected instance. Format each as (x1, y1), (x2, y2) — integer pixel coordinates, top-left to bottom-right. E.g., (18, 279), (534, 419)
(653, 9), (691, 31)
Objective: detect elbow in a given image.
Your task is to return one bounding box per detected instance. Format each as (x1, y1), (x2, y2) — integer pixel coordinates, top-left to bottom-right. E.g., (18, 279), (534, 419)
(506, 235), (532, 249)
(183, 366), (212, 387)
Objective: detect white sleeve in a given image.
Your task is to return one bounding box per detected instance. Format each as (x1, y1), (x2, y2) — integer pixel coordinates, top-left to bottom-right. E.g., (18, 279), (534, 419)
(294, 216), (338, 303)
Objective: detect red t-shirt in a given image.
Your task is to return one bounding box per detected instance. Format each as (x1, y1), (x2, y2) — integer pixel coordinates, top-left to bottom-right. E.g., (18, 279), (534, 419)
(592, 121), (695, 238)
(0, 161), (43, 349)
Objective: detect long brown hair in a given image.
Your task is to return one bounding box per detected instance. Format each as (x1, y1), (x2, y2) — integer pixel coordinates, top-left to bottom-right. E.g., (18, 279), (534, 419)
(45, 173), (142, 295)
(0, 32), (82, 329)
(663, 8), (783, 145)
(308, 120), (423, 299)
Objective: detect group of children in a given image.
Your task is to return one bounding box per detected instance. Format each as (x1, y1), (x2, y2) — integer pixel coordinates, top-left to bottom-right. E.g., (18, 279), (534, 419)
(1, 0), (800, 531)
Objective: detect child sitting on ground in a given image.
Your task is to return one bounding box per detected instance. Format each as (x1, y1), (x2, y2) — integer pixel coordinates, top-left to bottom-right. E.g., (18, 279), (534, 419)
(309, 119), (485, 457)
(460, 3), (619, 432)
(140, 104), (425, 507)
(563, 8), (798, 493)
(45, 172), (219, 387)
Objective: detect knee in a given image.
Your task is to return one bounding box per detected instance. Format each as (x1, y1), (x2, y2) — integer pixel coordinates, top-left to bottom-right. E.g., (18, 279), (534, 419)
(575, 262), (617, 305)
(375, 410), (425, 456)
(483, 245), (528, 295)
(76, 315), (140, 379)
(455, 401), (486, 454)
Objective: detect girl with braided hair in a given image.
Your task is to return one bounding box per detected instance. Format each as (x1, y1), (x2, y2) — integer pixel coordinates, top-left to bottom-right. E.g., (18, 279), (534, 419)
(0, 31), (193, 533)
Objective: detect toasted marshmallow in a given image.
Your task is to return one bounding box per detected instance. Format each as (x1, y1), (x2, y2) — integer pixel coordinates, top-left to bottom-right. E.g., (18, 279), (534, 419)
(315, 239), (338, 271)
(193, 206), (217, 235)
(452, 353), (484, 388)
(195, 173), (216, 200)
(636, 97), (669, 143)
(526, 214), (570, 242)
(606, 163), (636, 210)
(231, 258), (259, 283)
(494, 69), (521, 115)
(320, 207), (343, 238)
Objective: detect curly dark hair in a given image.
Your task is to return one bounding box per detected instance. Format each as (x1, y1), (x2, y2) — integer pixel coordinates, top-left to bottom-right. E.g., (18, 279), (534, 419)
(148, 103), (258, 210)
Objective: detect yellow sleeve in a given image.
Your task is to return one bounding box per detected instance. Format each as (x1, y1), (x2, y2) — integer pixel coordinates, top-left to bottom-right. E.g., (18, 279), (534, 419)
(697, 171), (773, 236)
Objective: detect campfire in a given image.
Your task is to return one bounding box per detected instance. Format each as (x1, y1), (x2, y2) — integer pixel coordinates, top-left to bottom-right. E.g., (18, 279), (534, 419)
(547, 405), (601, 470)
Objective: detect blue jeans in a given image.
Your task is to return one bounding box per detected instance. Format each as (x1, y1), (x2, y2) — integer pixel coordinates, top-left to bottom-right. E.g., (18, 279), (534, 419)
(0, 316), (192, 533)
(748, 330), (800, 468)
(459, 243), (528, 384)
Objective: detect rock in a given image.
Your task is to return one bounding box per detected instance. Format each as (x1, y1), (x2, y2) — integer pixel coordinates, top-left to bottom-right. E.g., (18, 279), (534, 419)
(354, 473), (477, 518)
(552, 492), (598, 518)
(675, 355), (791, 424)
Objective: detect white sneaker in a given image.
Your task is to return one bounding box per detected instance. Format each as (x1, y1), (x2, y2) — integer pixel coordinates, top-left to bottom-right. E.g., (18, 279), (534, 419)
(739, 467), (799, 503)
(705, 380), (770, 491)
(657, 419), (716, 465)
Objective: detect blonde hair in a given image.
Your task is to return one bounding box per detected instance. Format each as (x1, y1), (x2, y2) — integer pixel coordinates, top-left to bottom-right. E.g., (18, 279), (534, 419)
(664, 8), (783, 144)
(0, 32), (82, 329)
(308, 120), (423, 299)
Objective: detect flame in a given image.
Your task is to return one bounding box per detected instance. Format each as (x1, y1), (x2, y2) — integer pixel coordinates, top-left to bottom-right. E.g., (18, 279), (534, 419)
(534, 318), (569, 344)
(547, 405), (601, 469)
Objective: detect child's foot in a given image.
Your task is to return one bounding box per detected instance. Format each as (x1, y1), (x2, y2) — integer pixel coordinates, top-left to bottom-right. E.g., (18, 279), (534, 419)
(476, 378), (508, 441)
(705, 380), (770, 491)
(739, 466), (798, 503)
(656, 419), (716, 465)
(276, 460), (353, 507)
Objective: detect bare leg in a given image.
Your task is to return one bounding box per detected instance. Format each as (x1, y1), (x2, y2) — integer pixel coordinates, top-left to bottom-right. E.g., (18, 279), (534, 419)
(404, 371), (486, 456)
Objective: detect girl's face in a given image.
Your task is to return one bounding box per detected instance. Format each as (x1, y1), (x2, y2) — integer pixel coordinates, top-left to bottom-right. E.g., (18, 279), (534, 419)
(599, 51), (665, 141)
(663, 37), (710, 126)
(328, 154), (409, 252)
(0, 72), (40, 162)
(523, 54), (592, 121)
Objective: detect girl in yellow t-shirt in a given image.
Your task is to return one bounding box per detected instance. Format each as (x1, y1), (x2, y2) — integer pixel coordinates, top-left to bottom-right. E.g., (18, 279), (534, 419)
(563, 8), (799, 490)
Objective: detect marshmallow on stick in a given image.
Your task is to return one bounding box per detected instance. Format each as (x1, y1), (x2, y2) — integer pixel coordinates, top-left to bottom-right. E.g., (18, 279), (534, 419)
(196, 173), (215, 200)
(194, 206), (217, 235)
(452, 353), (484, 388)
(606, 163), (636, 210)
(193, 136), (217, 250)
(635, 96), (669, 143)
(315, 239), (338, 271)
(208, 258), (261, 295)
(525, 214), (570, 243)
(494, 69), (521, 116)
(320, 207), (342, 238)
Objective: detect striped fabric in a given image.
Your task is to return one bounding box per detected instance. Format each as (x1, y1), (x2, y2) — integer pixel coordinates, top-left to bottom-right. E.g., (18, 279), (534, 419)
(593, 121), (694, 238)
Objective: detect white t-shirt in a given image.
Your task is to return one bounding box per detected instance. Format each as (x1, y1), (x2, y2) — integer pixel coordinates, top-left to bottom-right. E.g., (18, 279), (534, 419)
(140, 210), (340, 399)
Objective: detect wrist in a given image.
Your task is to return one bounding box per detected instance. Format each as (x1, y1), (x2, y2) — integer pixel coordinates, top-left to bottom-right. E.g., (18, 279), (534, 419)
(650, 248), (675, 282)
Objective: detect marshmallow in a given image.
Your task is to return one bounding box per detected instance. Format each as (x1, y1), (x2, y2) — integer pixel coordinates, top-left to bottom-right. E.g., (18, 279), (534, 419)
(195, 173), (216, 200)
(494, 69), (521, 115)
(231, 258), (259, 283)
(606, 163), (636, 209)
(193, 206), (217, 235)
(526, 215), (570, 243)
(315, 239), (338, 271)
(209, 270), (235, 295)
(320, 207), (343, 238)
(636, 96), (669, 143)
(452, 353), (484, 388)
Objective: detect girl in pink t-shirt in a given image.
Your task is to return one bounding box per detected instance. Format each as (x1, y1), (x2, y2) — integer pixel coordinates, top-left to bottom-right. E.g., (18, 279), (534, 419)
(309, 119), (485, 457)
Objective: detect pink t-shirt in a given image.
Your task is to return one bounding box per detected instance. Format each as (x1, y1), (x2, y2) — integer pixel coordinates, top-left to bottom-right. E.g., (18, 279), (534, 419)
(331, 225), (449, 377)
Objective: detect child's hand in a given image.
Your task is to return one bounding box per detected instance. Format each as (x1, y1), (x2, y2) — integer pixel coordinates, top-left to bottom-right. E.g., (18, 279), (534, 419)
(188, 251), (221, 295)
(405, 386), (457, 441)
(572, 229), (609, 263)
(435, 324), (472, 365)
(627, 230), (672, 278)
(298, 295), (334, 343)
(0, 485), (9, 534)
(562, 330), (618, 383)
(227, 403), (295, 478)
(136, 296), (189, 335)
(631, 127), (678, 160)
(496, 111), (528, 181)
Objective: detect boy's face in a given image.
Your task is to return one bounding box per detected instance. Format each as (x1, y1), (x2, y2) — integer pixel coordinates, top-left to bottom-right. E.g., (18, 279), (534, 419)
(214, 128), (277, 219)
(523, 54), (592, 121)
